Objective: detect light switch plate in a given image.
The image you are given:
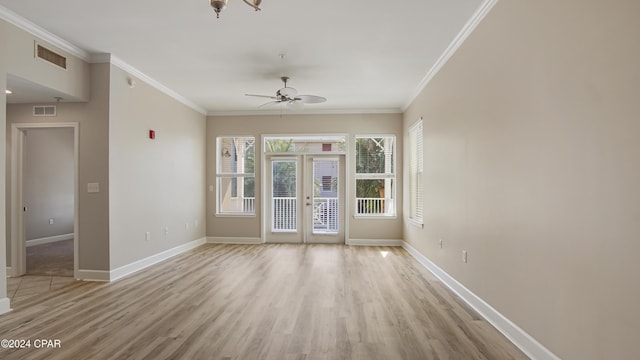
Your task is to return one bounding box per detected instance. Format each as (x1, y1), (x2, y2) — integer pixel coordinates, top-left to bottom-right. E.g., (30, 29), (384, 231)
(87, 182), (100, 193)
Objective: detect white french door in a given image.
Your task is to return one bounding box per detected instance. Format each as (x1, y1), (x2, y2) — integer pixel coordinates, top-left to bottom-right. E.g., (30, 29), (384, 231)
(265, 155), (344, 243)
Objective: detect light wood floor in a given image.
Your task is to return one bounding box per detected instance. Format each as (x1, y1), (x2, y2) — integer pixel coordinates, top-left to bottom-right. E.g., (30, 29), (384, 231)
(0, 244), (528, 360)
(26, 239), (74, 277)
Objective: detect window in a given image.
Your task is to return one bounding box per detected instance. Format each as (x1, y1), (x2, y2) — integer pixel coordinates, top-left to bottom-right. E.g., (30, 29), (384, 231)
(355, 136), (396, 216)
(264, 136), (346, 154)
(409, 119), (424, 225)
(217, 136), (255, 215)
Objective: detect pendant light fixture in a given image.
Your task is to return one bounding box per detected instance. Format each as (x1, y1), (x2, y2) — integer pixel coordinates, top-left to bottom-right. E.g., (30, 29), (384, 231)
(210, 0), (262, 18)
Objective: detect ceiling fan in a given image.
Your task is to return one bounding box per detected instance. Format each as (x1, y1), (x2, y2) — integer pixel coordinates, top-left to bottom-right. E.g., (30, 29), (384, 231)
(245, 76), (327, 109)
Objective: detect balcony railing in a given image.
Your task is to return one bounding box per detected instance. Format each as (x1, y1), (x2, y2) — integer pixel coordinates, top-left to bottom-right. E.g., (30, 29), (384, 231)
(356, 197), (386, 215)
(272, 197), (297, 231)
(313, 197), (339, 233)
(243, 197), (255, 213)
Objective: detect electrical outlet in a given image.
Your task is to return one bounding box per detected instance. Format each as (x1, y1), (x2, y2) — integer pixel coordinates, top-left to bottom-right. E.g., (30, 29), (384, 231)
(145, 232), (151, 241)
(462, 250), (468, 263)
(49, 218), (54, 225)
(185, 223), (189, 231)
(164, 227), (169, 236)
(439, 239), (443, 248)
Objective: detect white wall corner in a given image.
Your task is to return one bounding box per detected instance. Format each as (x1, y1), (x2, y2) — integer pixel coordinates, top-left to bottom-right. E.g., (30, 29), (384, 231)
(347, 239), (403, 246)
(0, 298), (12, 315)
(402, 0), (499, 111)
(401, 241), (561, 360)
(207, 237), (263, 244)
(90, 53), (112, 64)
(109, 237), (207, 282)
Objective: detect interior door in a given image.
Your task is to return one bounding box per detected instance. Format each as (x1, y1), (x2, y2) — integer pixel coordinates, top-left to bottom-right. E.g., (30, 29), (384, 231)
(265, 155), (344, 243)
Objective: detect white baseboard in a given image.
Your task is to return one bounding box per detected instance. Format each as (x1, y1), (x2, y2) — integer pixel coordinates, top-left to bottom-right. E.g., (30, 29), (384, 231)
(109, 237), (207, 282)
(207, 237), (263, 244)
(76, 238), (207, 282)
(0, 297), (12, 315)
(347, 238), (403, 246)
(26, 233), (74, 247)
(76, 269), (110, 282)
(401, 241), (560, 360)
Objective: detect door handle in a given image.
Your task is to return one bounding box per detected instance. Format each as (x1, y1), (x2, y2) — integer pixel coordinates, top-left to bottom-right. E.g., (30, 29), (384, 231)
(306, 202), (311, 206)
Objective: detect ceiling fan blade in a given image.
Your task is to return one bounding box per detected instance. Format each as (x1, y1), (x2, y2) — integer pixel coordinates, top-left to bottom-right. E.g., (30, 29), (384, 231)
(245, 94), (278, 100)
(296, 95), (327, 104)
(259, 101), (282, 108)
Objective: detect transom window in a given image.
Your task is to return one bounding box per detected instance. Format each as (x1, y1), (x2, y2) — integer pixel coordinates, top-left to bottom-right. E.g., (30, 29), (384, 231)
(264, 136), (346, 153)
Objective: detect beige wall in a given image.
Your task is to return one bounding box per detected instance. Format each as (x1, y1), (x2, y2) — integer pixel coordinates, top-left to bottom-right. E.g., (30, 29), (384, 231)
(207, 114), (403, 241)
(403, 0), (640, 359)
(6, 63), (111, 271)
(24, 128), (74, 240)
(108, 65), (206, 269)
(3, 19), (89, 102)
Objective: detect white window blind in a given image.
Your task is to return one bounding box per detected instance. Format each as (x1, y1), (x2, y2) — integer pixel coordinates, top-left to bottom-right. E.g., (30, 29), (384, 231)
(409, 119), (424, 224)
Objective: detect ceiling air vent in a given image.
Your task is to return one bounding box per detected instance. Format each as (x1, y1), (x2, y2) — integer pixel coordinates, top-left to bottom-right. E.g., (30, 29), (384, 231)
(36, 44), (67, 69)
(33, 105), (57, 117)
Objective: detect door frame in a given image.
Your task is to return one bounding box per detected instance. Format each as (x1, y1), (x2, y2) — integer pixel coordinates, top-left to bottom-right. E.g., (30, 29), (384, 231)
(260, 134), (350, 244)
(9, 122), (79, 278)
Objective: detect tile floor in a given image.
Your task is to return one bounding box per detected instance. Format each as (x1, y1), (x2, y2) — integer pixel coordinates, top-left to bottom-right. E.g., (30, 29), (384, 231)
(7, 275), (77, 308)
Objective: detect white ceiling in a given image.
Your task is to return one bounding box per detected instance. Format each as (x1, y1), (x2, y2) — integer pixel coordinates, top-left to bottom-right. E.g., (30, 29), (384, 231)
(1, 0), (484, 114)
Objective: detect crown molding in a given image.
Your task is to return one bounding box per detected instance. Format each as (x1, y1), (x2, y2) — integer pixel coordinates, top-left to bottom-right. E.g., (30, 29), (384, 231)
(92, 53), (208, 116)
(207, 107), (402, 117)
(0, 5), (90, 61)
(402, 0), (499, 111)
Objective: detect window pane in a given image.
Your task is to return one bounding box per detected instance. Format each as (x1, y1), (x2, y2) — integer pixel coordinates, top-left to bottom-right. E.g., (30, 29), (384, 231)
(219, 137), (255, 174)
(272, 161), (297, 197)
(356, 137), (394, 174)
(217, 136), (255, 215)
(272, 160), (297, 231)
(313, 160), (339, 234)
(218, 176), (255, 213)
(264, 136), (347, 153)
(355, 179), (395, 216)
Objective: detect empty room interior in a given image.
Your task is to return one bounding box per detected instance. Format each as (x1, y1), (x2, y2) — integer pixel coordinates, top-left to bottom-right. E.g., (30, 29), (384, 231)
(1, 0), (639, 359)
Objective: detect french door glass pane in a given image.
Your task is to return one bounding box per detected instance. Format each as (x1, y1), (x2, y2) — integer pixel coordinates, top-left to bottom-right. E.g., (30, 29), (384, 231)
(313, 160), (339, 234)
(272, 160), (297, 231)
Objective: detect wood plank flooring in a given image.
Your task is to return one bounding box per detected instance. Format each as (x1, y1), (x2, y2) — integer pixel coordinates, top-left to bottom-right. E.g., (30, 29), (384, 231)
(26, 239), (74, 277)
(0, 244), (528, 360)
